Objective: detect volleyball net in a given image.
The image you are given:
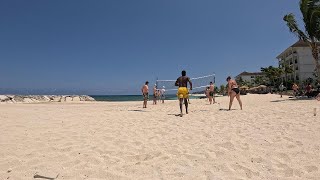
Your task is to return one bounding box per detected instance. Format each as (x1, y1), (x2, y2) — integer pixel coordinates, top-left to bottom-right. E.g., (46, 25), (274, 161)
(156, 74), (215, 94)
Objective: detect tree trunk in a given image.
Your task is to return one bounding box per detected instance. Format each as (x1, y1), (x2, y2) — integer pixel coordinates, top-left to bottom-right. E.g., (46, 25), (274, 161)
(285, 73), (287, 91)
(272, 79), (275, 87)
(310, 43), (320, 81)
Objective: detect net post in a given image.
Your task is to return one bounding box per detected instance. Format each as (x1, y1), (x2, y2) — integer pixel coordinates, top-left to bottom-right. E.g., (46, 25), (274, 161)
(156, 77), (158, 89)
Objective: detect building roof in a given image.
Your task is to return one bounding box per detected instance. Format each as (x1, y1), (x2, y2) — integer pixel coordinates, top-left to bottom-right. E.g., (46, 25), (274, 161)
(290, 39), (320, 47)
(290, 40), (310, 47)
(276, 40), (320, 59)
(236, 71), (264, 78)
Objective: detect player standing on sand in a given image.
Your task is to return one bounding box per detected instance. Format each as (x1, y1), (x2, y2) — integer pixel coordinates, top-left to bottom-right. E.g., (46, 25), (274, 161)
(160, 86), (166, 103)
(209, 81), (216, 104)
(141, 81), (149, 108)
(175, 70), (193, 117)
(153, 85), (157, 105)
(226, 76), (242, 110)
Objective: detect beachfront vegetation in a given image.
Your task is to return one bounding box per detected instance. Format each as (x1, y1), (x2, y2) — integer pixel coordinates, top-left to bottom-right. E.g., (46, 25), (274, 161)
(254, 76), (268, 86)
(214, 86), (219, 93)
(283, 0), (320, 81)
(261, 66), (283, 86)
(237, 77), (254, 88)
(242, 81), (254, 88)
(220, 85), (225, 94)
(279, 64), (294, 89)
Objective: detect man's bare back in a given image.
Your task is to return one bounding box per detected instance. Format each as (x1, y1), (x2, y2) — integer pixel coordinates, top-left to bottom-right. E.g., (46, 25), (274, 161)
(175, 76), (192, 88)
(175, 70), (193, 117)
(142, 85), (148, 94)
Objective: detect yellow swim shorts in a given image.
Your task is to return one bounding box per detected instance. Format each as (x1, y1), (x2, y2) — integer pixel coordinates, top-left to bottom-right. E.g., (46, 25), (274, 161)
(177, 87), (189, 99)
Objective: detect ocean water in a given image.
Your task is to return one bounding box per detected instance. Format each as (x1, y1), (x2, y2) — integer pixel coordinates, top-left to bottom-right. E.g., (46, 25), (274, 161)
(90, 95), (203, 102)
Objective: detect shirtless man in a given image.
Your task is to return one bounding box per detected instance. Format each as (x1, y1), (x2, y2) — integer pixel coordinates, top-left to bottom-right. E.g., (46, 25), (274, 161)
(306, 83), (312, 98)
(175, 70), (193, 117)
(226, 76), (242, 110)
(153, 85), (157, 105)
(141, 81), (149, 108)
(209, 82), (215, 104)
(205, 87), (210, 101)
(292, 83), (299, 96)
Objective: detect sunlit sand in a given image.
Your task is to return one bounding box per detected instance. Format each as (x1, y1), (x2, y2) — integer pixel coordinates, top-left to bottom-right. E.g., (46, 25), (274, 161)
(0, 94), (319, 179)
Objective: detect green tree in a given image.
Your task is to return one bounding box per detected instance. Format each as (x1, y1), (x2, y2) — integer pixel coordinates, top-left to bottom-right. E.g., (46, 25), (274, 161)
(282, 64), (294, 89)
(242, 80), (253, 88)
(274, 68), (284, 87)
(254, 76), (268, 86)
(214, 86), (219, 93)
(305, 77), (314, 84)
(283, 0), (320, 81)
(261, 66), (283, 86)
(238, 77), (244, 86)
(219, 85), (225, 94)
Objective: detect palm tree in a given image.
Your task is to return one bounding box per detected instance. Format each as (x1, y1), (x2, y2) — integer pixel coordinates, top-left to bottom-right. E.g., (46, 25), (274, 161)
(254, 76), (266, 86)
(261, 66), (272, 85)
(238, 77), (244, 86)
(283, 0), (320, 81)
(219, 85), (225, 94)
(261, 66), (283, 86)
(282, 64), (294, 88)
(273, 67), (284, 86)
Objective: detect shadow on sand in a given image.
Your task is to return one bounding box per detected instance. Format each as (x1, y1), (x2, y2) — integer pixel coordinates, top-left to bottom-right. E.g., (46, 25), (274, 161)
(34, 173), (59, 180)
(167, 113), (182, 117)
(270, 100), (286, 103)
(219, 108), (237, 111)
(198, 110), (209, 112)
(128, 110), (148, 112)
(288, 96), (317, 101)
(271, 97), (316, 102)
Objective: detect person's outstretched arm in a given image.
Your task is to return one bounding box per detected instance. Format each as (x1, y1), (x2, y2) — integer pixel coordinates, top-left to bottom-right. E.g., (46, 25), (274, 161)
(188, 78), (192, 90)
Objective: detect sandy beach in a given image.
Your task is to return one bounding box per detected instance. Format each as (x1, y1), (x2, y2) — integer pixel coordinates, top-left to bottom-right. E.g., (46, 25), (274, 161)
(0, 94), (319, 180)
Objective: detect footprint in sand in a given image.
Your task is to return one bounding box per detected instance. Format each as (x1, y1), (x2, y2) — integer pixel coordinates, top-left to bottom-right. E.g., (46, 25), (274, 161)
(287, 144), (296, 149)
(215, 142), (235, 151)
(276, 153), (291, 163)
(204, 170), (222, 180)
(132, 141), (142, 146)
(124, 151), (162, 162)
(275, 163), (294, 177)
(304, 165), (318, 173)
(267, 152), (294, 177)
(183, 153), (205, 162)
(231, 164), (259, 178)
(250, 157), (264, 164)
(283, 137), (303, 147)
(238, 142), (250, 150)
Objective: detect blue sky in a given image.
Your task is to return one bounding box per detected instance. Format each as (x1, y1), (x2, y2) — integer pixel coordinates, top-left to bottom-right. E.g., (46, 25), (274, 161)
(0, 0), (301, 95)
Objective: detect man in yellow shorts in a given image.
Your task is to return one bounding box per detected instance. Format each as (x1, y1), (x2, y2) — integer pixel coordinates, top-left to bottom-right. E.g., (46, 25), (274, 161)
(175, 70), (192, 117)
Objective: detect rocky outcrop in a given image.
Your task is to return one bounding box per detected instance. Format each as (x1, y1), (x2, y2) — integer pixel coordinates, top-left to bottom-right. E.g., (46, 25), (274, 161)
(0, 95), (11, 102)
(0, 95), (95, 103)
(246, 85), (269, 94)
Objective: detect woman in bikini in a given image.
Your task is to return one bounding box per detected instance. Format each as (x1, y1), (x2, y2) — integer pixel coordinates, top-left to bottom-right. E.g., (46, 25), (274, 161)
(226, 76), (242, 110)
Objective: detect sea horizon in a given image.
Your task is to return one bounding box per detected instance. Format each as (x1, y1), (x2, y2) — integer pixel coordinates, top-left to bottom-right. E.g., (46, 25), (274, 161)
(90, 94), (205, 102)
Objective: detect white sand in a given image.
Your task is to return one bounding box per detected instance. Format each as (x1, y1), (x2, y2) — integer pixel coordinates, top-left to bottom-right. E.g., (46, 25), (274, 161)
(0, 94), (319, 179)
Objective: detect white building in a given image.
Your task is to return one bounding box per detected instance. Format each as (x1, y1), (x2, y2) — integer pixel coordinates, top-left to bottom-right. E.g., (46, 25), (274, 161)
(235, 71), (265, 85)
(276, 40), (317, 83)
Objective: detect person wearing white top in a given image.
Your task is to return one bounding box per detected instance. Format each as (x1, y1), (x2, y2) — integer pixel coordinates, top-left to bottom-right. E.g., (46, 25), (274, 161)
(160, 86), (166, 103)
(279, 83), (285, 98)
